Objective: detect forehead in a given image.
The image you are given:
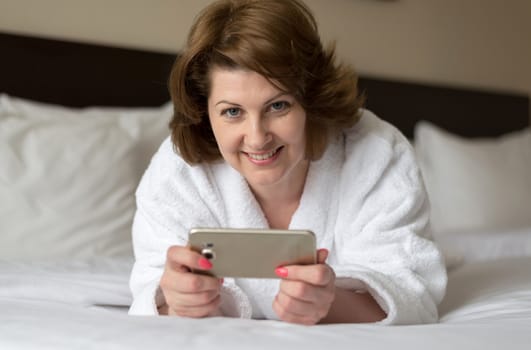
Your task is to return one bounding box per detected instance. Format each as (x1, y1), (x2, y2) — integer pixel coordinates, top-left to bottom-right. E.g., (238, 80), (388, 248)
(208, 67), (286, 100)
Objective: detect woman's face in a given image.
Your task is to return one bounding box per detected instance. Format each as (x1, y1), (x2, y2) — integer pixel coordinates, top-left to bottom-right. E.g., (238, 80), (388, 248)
(207, 67), (309, 193)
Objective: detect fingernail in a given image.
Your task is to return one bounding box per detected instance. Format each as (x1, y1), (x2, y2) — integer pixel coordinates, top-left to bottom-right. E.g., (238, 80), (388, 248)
(219, 278), (224, 285)
(198, 257), (213, 270)
(275, 267), (288, 278)
(318, 248), (329, 254)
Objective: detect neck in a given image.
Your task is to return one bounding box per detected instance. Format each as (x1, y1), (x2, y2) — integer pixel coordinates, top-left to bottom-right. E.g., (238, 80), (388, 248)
(251, 161), (309, 207)
(249, 161), (310, 229)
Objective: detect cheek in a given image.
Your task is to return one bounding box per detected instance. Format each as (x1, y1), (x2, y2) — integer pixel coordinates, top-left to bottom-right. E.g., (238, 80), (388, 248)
(283, 116), (306, 146)
(211, 124), (241, 154)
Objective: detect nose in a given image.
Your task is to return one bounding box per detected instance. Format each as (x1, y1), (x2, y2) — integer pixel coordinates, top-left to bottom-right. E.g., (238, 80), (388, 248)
(244, 115), (272, 150)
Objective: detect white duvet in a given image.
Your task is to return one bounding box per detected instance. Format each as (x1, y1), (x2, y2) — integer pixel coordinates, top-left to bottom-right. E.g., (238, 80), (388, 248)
(1, 256), (531, 350)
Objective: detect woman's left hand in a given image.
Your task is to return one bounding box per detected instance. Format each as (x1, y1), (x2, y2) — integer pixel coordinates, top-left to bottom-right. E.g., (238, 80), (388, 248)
(272, 249), (335, 325)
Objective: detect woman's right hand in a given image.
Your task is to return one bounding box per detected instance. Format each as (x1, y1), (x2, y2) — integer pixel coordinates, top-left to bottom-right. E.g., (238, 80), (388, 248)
(158, 245), (223, 317)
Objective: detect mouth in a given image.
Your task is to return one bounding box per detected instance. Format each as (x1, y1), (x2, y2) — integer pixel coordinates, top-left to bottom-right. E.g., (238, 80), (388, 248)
(244, 146), (283, 162)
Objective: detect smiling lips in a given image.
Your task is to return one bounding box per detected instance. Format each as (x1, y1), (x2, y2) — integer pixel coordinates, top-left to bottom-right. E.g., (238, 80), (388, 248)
(245, 146), (283, 164)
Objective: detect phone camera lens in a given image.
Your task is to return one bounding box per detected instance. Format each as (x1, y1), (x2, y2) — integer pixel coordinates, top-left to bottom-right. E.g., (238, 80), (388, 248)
(201, 248), (215, 260)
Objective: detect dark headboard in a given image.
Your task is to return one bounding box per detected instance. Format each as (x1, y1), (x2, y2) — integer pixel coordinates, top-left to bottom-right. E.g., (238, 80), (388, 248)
(0, 32), (175, 108)
(358, 77), (529, 138)
(1, 31), (529, 138)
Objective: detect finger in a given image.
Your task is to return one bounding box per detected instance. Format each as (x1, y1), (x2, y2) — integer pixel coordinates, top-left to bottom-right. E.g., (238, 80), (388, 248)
(278, 279), (334, 304)
(275, 288), (314, 313)
(275, 263), (333, 286)
(166, 245), (213, 271)
(172, 271), (222, 294)
(272, 295), (319, 325)
(317, 248), (328, 264)
(170, 289), (221, 308)
(170, 294), (221, 318)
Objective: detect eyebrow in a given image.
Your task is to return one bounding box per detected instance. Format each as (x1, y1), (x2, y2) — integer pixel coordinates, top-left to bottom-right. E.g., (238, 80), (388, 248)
(215, 92), (289, 107)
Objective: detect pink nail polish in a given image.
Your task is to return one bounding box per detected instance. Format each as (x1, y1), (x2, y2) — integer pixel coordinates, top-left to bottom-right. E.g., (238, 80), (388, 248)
(275, 267), (288, 278)
(198, 257), (213, 269)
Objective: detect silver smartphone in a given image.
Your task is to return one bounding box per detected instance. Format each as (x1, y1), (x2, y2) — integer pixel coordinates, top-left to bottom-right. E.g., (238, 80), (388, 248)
(188, 228), (316, 279)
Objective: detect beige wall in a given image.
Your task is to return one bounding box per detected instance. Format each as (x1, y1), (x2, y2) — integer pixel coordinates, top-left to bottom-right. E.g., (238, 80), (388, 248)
(1, 0), (530, 97)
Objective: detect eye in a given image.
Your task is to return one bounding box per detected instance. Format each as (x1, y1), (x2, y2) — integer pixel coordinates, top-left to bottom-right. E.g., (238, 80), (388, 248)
(269, 101), (290, 113)
(222, 107), (241, 118)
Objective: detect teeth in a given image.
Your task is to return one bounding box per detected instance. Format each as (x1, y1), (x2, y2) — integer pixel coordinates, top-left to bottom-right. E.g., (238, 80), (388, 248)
(248, 149), (277, 161)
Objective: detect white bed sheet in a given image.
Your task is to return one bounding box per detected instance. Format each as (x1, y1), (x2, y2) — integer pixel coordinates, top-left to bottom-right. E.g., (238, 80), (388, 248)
(1, 257), (531, 349)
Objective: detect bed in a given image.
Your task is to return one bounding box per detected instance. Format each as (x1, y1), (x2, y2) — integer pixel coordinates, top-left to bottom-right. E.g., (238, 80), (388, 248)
(1, 31), (530, 349)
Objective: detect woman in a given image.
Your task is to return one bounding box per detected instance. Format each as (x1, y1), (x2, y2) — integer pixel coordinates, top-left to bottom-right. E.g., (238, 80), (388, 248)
(129, 0), (447, 325)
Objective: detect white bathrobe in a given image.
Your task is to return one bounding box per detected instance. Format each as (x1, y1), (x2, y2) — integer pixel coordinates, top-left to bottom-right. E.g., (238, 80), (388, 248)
(128, 110), (447, 324)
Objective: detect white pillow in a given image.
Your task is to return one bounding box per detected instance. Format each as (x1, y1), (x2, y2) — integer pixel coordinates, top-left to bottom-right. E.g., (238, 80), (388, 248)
(0, 94), (172, 261)
(414, 121), (531, 235)
(436, 226), (531, 265)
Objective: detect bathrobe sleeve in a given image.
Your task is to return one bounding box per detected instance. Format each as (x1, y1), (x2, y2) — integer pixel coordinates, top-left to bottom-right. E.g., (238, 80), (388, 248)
(331, 113), (447, 325)
(128, 138), (251, 317)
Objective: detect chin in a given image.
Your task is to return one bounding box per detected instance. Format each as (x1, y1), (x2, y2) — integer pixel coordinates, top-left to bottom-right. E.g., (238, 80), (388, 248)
(244, 172), (285, 188)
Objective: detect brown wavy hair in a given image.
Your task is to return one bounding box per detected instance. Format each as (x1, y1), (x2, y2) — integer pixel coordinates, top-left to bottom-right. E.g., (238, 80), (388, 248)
(168, 0), (364, 164)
